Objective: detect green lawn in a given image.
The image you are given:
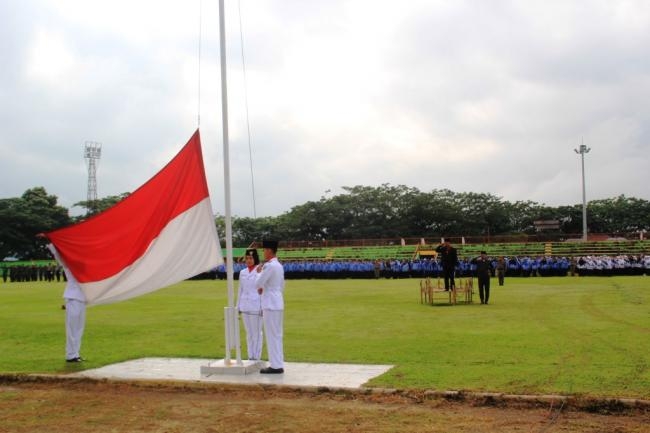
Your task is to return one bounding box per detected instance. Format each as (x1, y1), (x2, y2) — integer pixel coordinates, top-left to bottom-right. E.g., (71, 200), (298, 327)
(0, 276), (648, 398)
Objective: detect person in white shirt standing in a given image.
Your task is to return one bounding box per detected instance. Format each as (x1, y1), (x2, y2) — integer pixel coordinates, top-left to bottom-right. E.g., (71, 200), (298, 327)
(237, 248), (263, 360)
(256, 239), (285, 374)
(47, 243), (86, 363)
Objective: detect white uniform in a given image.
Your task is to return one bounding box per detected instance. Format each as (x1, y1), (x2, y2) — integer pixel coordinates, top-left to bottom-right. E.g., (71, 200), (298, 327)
(257, 257), (285, 369)
(47, 244), (86, 361)
(237, 266), (263, 360)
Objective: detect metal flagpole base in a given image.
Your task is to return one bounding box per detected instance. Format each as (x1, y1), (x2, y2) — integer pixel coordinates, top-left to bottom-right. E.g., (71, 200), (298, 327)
(200, 359), (265, 376)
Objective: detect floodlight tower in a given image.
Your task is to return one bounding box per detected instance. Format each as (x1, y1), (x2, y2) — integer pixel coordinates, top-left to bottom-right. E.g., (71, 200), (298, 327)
(574, 140), (590, 242)
(84, 141), (102, 203)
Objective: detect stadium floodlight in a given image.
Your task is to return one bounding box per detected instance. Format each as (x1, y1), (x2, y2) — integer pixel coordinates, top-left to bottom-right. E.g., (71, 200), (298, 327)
(84, 141), (102, 203)
(574, 141), (591, 242)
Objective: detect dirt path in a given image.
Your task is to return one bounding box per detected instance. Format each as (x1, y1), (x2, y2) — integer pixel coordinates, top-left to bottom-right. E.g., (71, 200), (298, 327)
(1, 378), (648, 433)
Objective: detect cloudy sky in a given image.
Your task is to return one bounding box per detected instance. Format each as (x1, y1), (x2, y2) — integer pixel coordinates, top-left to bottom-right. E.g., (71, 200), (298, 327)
(1, 0), (649, 218)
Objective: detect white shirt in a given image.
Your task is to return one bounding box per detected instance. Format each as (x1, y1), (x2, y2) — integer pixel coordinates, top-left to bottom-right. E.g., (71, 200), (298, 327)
(257, 257), (285, 310)
(237, 266), (262, 312)
(47, 243), (86, 303)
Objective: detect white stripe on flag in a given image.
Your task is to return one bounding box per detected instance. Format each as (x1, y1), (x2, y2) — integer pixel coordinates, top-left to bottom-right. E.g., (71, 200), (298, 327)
(81, 198), (222, 305)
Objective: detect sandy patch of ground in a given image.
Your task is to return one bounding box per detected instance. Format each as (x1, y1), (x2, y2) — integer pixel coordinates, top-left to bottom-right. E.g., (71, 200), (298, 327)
(1, 377), (648, 433)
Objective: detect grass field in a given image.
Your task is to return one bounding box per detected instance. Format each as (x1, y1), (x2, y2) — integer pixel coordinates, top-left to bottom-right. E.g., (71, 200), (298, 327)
(0, 276), (648, 399)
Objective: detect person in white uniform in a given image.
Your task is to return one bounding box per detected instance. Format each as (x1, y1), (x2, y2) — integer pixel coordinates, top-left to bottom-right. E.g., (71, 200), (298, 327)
(256, 239), (285, 374)
(237, 248), (263, 360)
(47, 243), (87, 363)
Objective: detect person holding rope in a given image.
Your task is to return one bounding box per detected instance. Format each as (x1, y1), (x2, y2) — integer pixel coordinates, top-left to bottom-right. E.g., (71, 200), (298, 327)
(257, 240), (285, 374)
(46, 242), (87, 362)
(237, 248), (263, 361)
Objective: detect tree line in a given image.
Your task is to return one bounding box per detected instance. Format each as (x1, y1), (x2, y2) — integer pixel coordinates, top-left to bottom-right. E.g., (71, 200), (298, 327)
(2, 184), (650, 260)
(219, 184), (650, 245)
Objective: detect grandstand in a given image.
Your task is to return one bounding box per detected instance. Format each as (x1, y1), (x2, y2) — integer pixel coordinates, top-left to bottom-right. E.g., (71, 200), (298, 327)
(18, 240), (643, 265)
(448, 240), (650, 259)
(272, 245), (416, 262)
(263, 239), (650, 262)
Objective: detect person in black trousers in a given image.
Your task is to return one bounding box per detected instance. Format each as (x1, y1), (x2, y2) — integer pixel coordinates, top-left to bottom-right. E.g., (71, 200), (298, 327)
(435, 241), (458, 291)
(472, 251), (494, 304)
(496, 256), (506, 286)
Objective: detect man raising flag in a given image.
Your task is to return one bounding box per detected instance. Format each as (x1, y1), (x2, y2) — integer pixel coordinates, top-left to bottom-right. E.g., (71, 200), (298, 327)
(43, 130), (222, 306)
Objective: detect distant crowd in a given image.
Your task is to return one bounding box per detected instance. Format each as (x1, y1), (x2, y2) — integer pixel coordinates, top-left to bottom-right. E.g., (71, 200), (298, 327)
(4, 254), (649, 283)
(211, 254), (650, 280)
(1, 263), (65, 283)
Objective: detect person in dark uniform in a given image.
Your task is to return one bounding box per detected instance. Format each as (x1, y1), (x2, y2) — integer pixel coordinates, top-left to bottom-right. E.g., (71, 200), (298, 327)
(496, 256), (506, 286)
(435, 241), (458, 291)
(472, 251), (493, 304)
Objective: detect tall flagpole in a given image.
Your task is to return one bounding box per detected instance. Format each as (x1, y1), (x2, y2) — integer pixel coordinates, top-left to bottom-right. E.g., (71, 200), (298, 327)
(219, 0), (242, 365)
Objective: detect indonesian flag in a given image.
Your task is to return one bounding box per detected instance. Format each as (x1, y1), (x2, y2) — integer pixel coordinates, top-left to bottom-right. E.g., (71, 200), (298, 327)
(45, 130), (223, 306)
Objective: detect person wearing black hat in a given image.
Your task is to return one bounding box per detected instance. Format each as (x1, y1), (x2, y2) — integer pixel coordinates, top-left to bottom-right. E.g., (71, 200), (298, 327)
(471, 251), (493, 304)
(237, 249), (263, 360)
(435, 241), (458, 291)
(256, 240), (285, 374)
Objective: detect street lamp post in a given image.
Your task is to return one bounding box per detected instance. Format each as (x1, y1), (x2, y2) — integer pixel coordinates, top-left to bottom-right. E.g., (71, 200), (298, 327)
(574, 142), (591, 242)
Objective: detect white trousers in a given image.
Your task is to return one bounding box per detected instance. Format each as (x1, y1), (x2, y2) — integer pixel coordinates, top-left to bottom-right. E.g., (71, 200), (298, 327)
(262, 309), (284, 369)
(241, 311), (263, 360)
(65, 298), (86, 359)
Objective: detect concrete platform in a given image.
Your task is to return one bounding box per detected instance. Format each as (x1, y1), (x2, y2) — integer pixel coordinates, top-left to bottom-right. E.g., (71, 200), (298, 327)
(200, 359), (266, 375)
(72, 358), (393, 389)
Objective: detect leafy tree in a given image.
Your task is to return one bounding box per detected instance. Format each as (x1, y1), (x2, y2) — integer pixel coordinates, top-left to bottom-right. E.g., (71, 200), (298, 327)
(274, 200), (328, 241)
(399, 191), (437, 235)
(7, 184), (647, 257)
(504, 200), (542, 233)
(0, 187), (70, 259)
(588, 195), (650, 234)
(259, 186), (650, 241)
(73, 193), (130, 219)
(422, 189), (464, 235)
(556, 204), (585, 235)
(229, 215), (280, 246)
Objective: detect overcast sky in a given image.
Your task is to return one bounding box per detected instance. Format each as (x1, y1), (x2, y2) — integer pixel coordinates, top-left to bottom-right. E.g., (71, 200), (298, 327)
(1, 0), (649, 218)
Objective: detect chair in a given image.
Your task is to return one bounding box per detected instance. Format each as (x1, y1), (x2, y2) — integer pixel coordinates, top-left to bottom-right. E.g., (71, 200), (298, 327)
(453, 276), (474, 304)
(420, 278), (432, 304)
(420, 277), (453, 305)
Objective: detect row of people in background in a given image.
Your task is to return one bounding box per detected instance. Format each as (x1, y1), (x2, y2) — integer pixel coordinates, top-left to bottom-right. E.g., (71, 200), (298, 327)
(6, 254), (648, 284)
(505, 255), (650, 277)
(209, 254), (650, 280)
(574, 255), (650, 276)
(0, 264), (66, 283)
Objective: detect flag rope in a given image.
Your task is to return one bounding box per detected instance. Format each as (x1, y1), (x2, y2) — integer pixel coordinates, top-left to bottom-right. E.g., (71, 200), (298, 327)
(238, 0), (258, 218)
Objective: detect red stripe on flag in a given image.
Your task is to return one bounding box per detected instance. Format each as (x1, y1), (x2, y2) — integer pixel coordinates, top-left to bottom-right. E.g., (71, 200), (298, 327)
(46, 130), (210, 283)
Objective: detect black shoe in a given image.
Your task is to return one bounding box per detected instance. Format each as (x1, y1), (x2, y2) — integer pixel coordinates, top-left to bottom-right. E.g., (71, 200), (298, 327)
(260, 367), (284, 374)
(66, 357), (83, 363)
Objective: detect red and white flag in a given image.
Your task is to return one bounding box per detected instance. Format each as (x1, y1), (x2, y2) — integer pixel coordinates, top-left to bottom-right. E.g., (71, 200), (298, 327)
(45, 130), (223, 305)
